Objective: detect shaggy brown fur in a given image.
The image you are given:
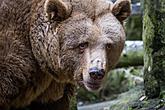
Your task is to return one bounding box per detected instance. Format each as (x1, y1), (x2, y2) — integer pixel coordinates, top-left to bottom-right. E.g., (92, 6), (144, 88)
(0, 0), (131, 109)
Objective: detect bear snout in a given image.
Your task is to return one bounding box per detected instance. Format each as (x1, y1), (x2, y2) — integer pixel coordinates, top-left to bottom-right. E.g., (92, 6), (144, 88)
(89, 67), (105, 80)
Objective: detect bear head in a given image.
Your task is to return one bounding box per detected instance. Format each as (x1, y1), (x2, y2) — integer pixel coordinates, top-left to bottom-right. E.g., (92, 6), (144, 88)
(31, 0), (131, 92)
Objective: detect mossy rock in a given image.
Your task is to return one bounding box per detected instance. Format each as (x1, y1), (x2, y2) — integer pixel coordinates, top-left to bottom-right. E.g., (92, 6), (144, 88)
(106, 86), (165, 110)
(78, 86), (165, 110)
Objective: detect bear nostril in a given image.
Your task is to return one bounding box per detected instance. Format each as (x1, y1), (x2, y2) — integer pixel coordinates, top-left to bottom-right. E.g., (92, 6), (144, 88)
(89, 68), (105, 80)
(89, 72), (97, 79)
(98, 69), (105, 79)
(99, 69), (105, 74)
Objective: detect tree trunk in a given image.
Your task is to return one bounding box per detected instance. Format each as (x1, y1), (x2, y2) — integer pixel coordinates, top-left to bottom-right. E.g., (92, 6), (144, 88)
(142, 0), (165, 98)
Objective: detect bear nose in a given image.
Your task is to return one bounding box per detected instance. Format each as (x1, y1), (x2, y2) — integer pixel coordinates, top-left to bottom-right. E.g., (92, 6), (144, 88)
(89, 67), (105, 80)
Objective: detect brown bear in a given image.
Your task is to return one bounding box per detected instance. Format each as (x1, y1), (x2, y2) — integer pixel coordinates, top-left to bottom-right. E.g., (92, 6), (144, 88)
(0, 0), (131, 109)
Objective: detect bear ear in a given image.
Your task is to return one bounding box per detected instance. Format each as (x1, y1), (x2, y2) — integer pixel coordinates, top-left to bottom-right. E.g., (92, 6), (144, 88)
(111, 0), (131, 22)
(44, 0), (72, 21)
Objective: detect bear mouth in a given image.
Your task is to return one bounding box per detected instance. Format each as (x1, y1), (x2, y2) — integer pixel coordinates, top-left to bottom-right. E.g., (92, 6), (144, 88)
(85, 81), (101, 90)
(77, 72), (102, 91)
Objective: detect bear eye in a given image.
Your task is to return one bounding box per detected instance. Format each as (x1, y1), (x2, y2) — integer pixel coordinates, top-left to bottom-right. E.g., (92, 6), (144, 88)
(78, 42), (88, 53)
(79, 42), (88, 49)
(106, 44), (112, 49)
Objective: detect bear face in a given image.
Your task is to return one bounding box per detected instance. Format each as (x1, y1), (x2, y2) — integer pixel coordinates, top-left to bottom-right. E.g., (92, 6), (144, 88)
(56, 13), (126, 91)
(52, 0), (131, 91)
(31, 0), (131, 91)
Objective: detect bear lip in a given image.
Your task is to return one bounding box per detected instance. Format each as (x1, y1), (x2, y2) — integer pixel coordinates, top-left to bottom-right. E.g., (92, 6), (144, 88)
(84, 81), (102, 90)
